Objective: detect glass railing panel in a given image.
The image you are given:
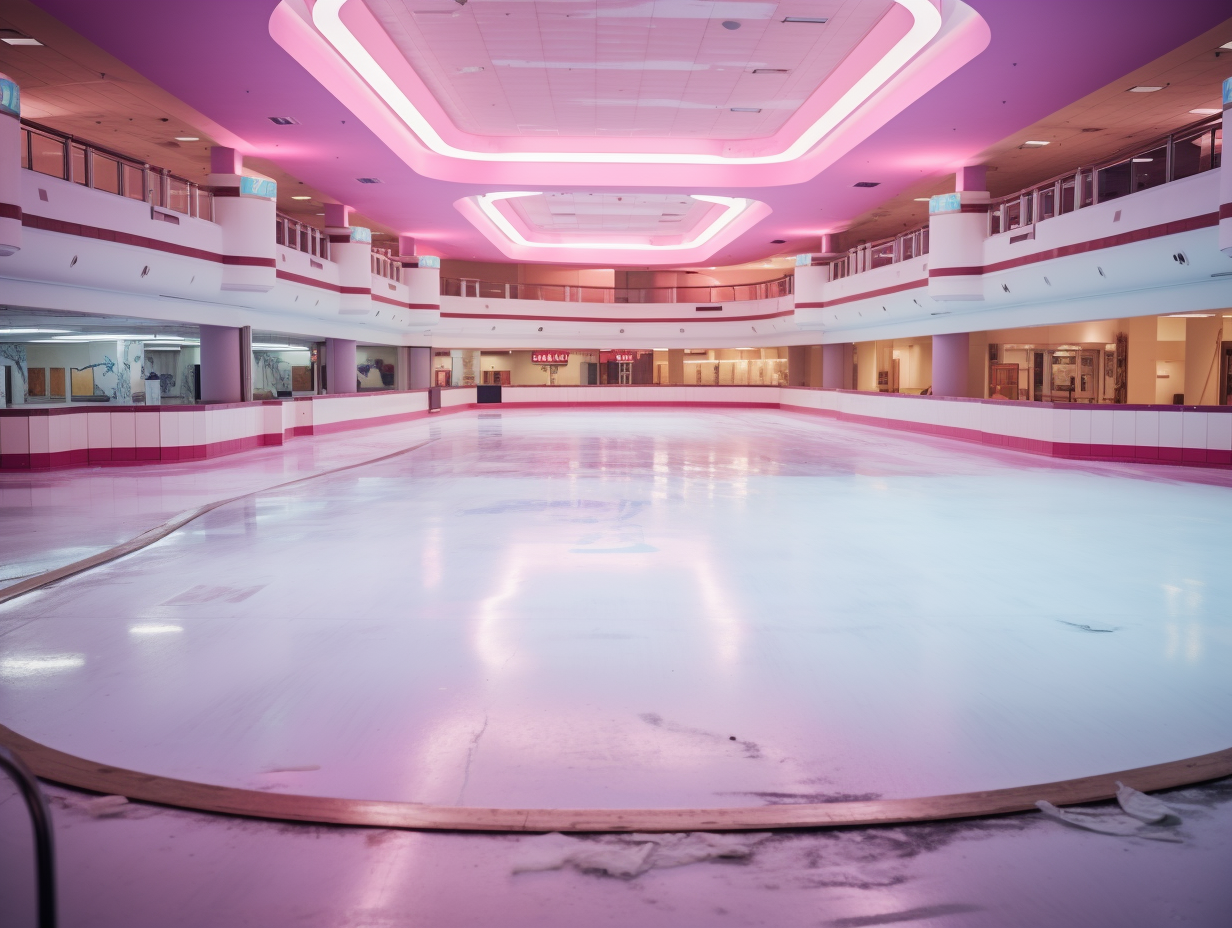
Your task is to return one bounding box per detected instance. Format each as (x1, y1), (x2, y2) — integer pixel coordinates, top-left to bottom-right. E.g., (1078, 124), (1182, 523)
(1060, 177), (1075, 214)
(30, 132), (66, 179)
(1097, 160), (1131, 202)
(167, 176), (190, 214)
(71, 144), (87, 185)
(124, 163), (146, 201)
(1171, 127), (1215, 180)
(1130, 145), (1167, 193)
(1037, 185), (1056, 221)
(196, 187), (212, 221)
(93, 152), (121, 194)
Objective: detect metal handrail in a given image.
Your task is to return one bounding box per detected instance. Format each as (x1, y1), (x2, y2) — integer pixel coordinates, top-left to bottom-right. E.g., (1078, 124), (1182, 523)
(20, 118), (213, 222)
(824, 225), (929, 282)
(440, 274), (794, 304)
(987, 114), (1222, 235)
(0, 745), (56, 928)
(276, 212), (330, 261)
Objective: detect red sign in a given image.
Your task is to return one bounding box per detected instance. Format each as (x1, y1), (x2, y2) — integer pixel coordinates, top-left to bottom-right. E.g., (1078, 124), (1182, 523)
(613, 351), (636, 363)
(532, 351), (570, 364)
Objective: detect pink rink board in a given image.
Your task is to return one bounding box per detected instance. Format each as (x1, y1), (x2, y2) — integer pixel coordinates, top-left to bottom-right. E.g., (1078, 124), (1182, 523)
(0, 385), (1229, 471)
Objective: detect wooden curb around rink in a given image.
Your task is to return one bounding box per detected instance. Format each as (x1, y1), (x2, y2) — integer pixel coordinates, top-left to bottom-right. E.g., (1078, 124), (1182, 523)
(1, 723), (1229, 833)
(0, 438), (437, 608)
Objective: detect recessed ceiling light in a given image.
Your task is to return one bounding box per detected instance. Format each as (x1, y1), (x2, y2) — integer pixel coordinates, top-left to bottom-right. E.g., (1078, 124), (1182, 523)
(853, 181), (880, 187)
(1189, 108), (1220, 115)
(1131, 157), (1153, 163)
(1128, 86), (1163, 93)
(174, 136), (199, 142)
(457, 66), (484, 73)
(752, 69), (789, 74)
(1222, 42), (1232, 50)
(1021, 140), (1050, 147)
(782, 16), (828, 23)
(730, 107), (762, 113)
(913, 197), (931, 202)
(291, 195), (312, 200)
(721, 20), (741, 30)
(1, 36), (42, 46)
(357, 177), (382, 184)
(268, 116), (299, 125)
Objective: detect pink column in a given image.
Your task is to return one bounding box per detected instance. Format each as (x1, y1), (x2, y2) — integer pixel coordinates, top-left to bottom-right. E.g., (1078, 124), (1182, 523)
(932, 332), (971, 398)
(822, 343), (853, 389)
(326, 338), (357, 394)
(0, 73), (22, 257)
(199, 325), (242, 403)
(409, 346), (432, 389)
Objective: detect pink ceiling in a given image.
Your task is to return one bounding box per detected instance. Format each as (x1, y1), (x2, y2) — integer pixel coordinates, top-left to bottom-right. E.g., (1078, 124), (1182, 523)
(27, 0), (1232, 266)
(365, 0), (895, 140)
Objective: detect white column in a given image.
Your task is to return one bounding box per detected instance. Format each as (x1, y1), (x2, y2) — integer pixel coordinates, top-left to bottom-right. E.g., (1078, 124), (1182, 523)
(209, 147), (276, 292)
(0, 73), (21, 257)
(928, 165), (990, 302)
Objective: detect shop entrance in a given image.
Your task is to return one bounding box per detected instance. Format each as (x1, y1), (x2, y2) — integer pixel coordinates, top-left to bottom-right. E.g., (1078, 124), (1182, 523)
(1036, 349), (1100, 402)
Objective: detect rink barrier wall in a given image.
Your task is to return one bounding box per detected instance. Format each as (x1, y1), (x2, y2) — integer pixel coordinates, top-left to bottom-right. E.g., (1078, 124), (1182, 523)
(0, 387), (477, 470)
(1, 384), (1230, 471)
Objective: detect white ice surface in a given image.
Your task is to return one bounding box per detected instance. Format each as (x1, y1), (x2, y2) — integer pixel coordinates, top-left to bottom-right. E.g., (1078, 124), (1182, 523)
(1, 409), (1231, 808)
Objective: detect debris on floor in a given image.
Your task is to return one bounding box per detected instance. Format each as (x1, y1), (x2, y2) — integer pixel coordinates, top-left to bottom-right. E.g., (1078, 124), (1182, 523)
(1035, 782), (1184, 842)
(60, 794), (130, 817)
(511, 831), (769, 878)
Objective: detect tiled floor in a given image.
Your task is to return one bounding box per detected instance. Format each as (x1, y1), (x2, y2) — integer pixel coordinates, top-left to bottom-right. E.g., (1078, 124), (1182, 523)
(1, 408), (1230, 925)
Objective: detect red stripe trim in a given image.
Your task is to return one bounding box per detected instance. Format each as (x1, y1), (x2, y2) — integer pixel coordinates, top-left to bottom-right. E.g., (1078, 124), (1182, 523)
(0, 202), (21, 221)
(222, 255), (276, 268)
(371, 293), (439, 310)
(276, 269), (341, 291)
(1220, 203), (1232, 220)
(439, 308), (795, 324)
(340, 286), (371, 295)
(22, 212), (274, 267)
(928, 212), (1219, 278)
(795, 279), (927, 310)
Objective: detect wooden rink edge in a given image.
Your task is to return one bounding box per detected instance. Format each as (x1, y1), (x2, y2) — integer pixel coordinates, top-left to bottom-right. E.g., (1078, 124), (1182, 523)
(2, 722), (1229, 833)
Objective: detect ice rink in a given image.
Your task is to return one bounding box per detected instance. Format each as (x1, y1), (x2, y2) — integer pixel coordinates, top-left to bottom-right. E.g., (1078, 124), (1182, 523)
(2, 408), (1230, 811)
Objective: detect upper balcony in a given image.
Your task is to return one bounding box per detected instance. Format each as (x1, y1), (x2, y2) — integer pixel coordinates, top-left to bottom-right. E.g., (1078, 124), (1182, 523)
(439, 274), (794, 305)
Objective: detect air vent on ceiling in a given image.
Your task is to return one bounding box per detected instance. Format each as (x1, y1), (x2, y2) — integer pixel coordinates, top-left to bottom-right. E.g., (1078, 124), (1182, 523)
(770, 239), (786, 244)
(731, 107), (762, 113)
(752, 69), (789, 74)
(782, 16), (828, 23)
(356, 177), (383, 184)
(853, 181), (880, 188)
(268, 116), (298, 125)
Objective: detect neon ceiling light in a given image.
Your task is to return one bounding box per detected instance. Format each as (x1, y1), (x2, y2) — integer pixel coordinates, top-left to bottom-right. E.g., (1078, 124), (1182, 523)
(309, 0), (943, 166)
(475, 192), (755, 251)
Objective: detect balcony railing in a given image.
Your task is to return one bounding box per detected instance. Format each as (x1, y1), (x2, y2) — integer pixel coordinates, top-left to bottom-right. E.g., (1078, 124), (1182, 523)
(20, 119), (213, 221)
(371, 246), (398, 281)
(440, 274), (794, 304)
(276, 213), (330, 261)
(825, 225), (929, 282)
(988, 115), (1222, 235)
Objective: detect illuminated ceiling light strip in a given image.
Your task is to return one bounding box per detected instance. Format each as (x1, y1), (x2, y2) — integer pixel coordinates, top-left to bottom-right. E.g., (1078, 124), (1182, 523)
(474, 193), (753, 250)
(310, 0), (942, 166)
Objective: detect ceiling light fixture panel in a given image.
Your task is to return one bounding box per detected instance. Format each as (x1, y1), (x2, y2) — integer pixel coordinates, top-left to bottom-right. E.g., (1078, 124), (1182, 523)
(269, 0), (991, 187)
(456, 192), (772, 264)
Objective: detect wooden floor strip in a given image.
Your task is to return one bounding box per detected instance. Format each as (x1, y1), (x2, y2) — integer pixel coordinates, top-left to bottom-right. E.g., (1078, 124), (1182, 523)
(3, 723), (1228, 833)
(0, 438), (436, 607)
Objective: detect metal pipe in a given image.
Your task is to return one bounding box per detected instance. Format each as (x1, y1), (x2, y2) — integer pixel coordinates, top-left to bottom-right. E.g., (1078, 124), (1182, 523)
(0, 745), (56, 928)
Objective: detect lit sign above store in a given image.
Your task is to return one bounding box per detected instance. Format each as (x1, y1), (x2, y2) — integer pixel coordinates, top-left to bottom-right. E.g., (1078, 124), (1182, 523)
(532, 351), (570, 365)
